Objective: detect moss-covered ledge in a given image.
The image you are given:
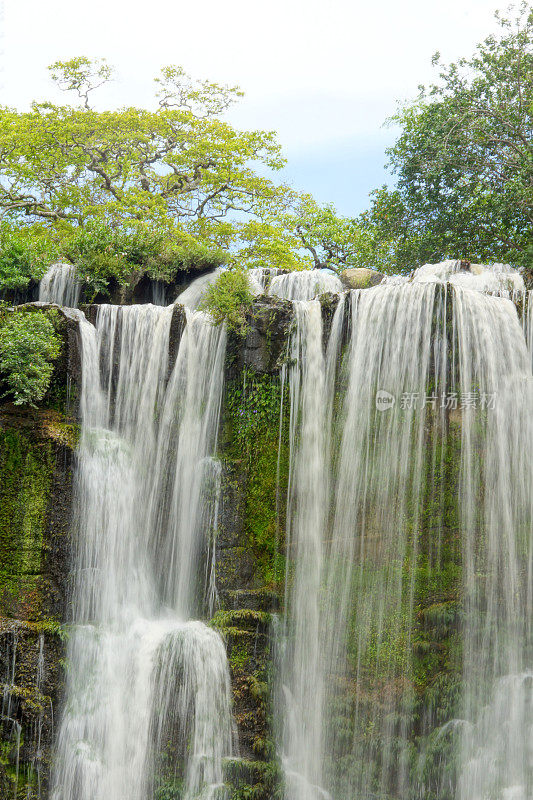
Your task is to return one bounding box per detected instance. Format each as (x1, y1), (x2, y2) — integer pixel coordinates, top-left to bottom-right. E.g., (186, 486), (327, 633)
(0, 305), (80, 800)
(0, 404), (76, 799)
(211, 296), (296, 800)
(0, 618), (65, 800)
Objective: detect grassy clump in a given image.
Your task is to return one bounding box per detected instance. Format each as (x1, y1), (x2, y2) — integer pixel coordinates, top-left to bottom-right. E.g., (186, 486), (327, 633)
(201, 268), (254, 335)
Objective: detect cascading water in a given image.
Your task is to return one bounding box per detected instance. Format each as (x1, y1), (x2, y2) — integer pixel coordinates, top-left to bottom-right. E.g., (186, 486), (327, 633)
(276, 283), (346, 800)
(278, 299), (328, 800)
(51, 302), (233, 800)
(175, 268), (225, 309)
(269, 269), (343, 301)
(39, 264), (81, 308)
(278, 261), (533, 800)
(319, 281), (447, 800)
(247, 267), (281, 295)
(453, 288), (533, 800)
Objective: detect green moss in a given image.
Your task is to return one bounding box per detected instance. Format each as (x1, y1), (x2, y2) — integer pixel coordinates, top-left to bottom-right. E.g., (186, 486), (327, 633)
(223, 370), (289, 586)
(0, 429), (53, 618)
(211, 609), (271, 629)
(224, 758), (282, 800)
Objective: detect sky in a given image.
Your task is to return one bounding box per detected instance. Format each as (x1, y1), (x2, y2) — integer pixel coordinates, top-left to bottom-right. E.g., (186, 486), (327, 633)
(1, 0), (503, 215)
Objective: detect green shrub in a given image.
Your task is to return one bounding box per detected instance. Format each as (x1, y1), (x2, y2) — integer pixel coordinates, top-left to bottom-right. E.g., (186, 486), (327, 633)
(146, 239), (228, 281)
(154, 779), (184, 800)
(200, 268), (253, 334)
(0, 224), (63, 292)
(0, 240), (32, 292)
(65, 222), (228, 296)
(0, 312), (62, 406)
(64, 223), (145, 297)
(0, 219), (230, 298)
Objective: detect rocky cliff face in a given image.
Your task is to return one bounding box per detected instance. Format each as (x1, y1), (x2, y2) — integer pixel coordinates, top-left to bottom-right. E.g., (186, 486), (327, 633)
(0, 307), (80, 799)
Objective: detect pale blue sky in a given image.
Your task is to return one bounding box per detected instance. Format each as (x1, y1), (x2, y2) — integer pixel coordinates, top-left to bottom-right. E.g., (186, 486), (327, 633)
(2, 0), (502, 216)
(279, 133), (397, 216)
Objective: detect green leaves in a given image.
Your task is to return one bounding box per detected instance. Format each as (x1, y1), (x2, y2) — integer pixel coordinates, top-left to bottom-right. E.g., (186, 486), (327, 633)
(379, 3), (533, 270)
(0, 59), (286, 235)
(0, 312), (62, 406)
(0, 223), (63, 291)
(200, 268), (254, 335)
(48, 57), (113, 109)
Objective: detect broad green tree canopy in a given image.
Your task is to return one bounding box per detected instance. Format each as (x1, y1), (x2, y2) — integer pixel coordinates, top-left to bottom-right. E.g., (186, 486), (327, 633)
(0, 58), (287, 232)
(364, 4), (533, 272)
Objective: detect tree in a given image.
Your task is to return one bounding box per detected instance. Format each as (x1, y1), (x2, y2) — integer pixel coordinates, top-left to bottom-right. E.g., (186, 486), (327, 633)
(233, 219), (308, 272)
(0, 60), (287, 236)
(378, 3), (533, 271)
(284, 194), (391, 273)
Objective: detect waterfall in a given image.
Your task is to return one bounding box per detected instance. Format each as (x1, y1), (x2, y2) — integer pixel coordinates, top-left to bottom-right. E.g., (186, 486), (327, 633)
(247, 267), (281, 294)
(175, 268), (225, 309)
(51, 303), (233, 800)
(269, 269), (343, 301)
(151, 281), (167, 306)
(453, 288), (533, 800)
(279, 299), (328, 800)
(277, 290), (346, 800)
(320, 281), (445, 799)
(30, 256), (533, 800)
(39, 264), (81, 307)
(278, 262), (533, 800)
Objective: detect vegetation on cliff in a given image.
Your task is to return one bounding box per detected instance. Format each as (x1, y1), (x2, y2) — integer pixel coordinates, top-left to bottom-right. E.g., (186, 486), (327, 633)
(200, 269), (254, 334)
(0, 311), (62, 406)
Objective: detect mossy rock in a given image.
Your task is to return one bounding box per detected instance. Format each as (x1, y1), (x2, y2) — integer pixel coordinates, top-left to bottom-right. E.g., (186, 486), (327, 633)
(224, 757), (282, 800)
(0, 619), (65, 800)
(224, 589), (281, 613)
(340, 267), (384, 289)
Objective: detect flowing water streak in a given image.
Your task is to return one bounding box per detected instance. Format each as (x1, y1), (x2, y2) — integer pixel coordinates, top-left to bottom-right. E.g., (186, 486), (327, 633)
(175, 267), (225, 309)
(247, 267), (281, 295)
(279, 291), (347, 800)
(321, 282), (442, 799)
(453, 287), (533, 800)
(149, 309), (228, 617)
(279, 299), (328, 800)
(151, 281), (167, 306)
(269, 270), (343, 302)
(521, 289), (533, 370)
(51, 304), (232, 800)
(39, 265), (81, 308)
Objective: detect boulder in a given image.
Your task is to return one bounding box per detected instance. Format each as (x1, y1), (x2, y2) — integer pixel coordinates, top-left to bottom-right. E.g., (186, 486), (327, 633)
(340, 267), (384, 289)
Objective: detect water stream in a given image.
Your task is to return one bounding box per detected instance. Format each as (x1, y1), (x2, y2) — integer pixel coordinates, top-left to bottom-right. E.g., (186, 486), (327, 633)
(39, 265), (82, 308)
(41, 259), (533, 800)
(51, 302), (233, 800)
(276, 262), (533, 800)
